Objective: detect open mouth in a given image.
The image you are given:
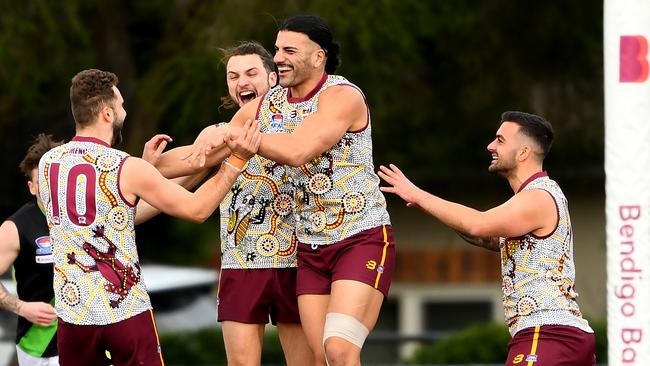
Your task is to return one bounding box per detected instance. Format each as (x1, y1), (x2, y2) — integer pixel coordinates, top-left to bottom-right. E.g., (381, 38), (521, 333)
(238, 90), (256, 105)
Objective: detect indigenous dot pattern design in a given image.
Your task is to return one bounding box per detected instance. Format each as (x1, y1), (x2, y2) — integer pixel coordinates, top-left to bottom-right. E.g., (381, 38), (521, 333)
(257, 75), (391, 246)
(499, 174), (593, 336)
(38, 139), (151, 326)
(220, 85), (298, 269)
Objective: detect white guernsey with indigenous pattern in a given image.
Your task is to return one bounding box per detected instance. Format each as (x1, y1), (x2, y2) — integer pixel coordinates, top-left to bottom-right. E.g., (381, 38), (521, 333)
(499, 171), (593, 336)
(38, 136), (151, 325)
(220, 86), (298, 269)
(257, 73), (391, 246)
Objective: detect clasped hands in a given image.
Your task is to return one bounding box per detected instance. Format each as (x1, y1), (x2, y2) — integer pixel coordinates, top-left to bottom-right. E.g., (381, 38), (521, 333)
(182, 119), (261, 167)
(139, 119), (260, 168)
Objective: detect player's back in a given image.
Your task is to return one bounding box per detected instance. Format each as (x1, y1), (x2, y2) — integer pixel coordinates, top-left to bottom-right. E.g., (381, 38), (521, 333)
(38, 136), (151, 326)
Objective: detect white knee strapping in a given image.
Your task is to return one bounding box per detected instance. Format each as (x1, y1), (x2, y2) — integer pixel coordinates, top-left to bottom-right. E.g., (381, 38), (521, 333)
(322, 312), (369, 349)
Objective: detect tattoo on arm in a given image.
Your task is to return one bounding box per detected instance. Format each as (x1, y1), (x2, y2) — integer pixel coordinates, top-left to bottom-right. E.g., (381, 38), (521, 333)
(456, 231), (500, 252)
(0, 282), (22, 315)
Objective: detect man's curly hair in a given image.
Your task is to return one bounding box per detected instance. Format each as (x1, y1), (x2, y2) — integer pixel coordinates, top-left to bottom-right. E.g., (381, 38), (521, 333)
(70, 69), (119, 127)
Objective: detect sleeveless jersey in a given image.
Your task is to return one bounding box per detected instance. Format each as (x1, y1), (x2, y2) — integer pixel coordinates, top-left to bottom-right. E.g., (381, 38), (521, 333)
(499, 172), (593, 335)
(219, 86), (298, 269)
(9, 202), (57, 357)
(38, 136), (151, 325)
(257, 74), (391, 246)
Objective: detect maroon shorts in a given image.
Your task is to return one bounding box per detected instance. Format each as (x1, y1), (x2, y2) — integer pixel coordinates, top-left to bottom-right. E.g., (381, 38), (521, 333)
(57, 309), (164, 366)
(506, 325), (596, 366)
(216, 268), (300, 325)
(297, 225), (395, 297)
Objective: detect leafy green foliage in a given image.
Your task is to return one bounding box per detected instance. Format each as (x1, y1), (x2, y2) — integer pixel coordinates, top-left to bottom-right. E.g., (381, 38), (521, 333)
(159, 327), (285, 365)
(405, 322), (510, 364)
(0, 1), (604, 263)
(590, 318), (608, 363)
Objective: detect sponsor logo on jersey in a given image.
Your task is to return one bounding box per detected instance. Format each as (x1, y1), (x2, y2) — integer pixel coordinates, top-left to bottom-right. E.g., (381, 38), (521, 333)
(270, 114), (283, 131)
(35, 236), (54, 263)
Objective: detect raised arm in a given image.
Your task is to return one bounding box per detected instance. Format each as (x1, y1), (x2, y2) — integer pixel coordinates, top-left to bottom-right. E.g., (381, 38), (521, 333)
(255, 86), (367, 166)
(134, 171), (210, 225)
(121, 119), (260, 223)
(378, 164), (557, 239)
(156, 143), (230, 178)
(0, 219), (57, 325)
(176, 100), (258, 169)
(152, 124), (233, 178)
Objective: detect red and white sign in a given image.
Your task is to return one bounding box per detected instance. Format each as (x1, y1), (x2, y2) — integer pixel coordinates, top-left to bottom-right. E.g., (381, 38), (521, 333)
(605, 1), (650, 364)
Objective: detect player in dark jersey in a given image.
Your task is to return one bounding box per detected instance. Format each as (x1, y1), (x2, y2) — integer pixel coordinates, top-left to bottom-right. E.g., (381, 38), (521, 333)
(0, 134), (63, 366)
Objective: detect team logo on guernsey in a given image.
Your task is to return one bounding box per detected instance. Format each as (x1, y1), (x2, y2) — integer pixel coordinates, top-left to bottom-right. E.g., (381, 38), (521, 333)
(512, 354), (524, 364)
(525, 354), (538, 362)
(366, 260), (377, 270)
(34, 236), (53, 263)
(270, 114), (283, 131)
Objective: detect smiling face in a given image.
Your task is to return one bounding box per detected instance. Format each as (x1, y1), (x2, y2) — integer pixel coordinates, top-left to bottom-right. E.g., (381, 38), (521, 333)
(273, 31), (324, 88)
(226, 54), (276, 107)
(486, 121), (522, 175)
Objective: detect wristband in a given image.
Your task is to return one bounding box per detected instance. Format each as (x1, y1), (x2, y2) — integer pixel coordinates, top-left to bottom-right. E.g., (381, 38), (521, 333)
(223, 160), (243, 173)
(227, 154), (247, 169)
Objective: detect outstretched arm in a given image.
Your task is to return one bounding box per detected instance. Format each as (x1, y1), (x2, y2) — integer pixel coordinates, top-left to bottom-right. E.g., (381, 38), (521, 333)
(156, 140), (230, 178)
(0, 219), (57, 325)
(136, 133), (213, 224)
(255, 86), (367, 167)
(378, 164), (557, 238)
(152, 126), (232, 178)
(135, 171), (210, 225)
(179, 100), (258, 169)
(121, 119), (261, 223)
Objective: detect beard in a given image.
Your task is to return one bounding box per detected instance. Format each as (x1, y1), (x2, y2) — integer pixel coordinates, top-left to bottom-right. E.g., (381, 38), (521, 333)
(111, 116), (124, 147)
(488, 153), (516, 176)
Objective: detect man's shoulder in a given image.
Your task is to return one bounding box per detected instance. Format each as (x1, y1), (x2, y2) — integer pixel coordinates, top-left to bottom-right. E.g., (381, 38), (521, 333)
(102, 144), (130, 157)
(323, 75), (364, 97)
(320, 82), (366, 109)
(326, 74), (350, 84)
(40, 142), (66, 161)
(325, 74), (358, 89)
(263, 84), (288, 101)
(8, 202), (37, 222)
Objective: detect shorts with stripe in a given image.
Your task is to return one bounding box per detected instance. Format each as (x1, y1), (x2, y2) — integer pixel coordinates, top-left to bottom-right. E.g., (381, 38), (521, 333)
(57, 309), (164, 366)
(216, 268), (300, 325)
(506, 325), (596, 366)
(296, 225), (395, 297)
